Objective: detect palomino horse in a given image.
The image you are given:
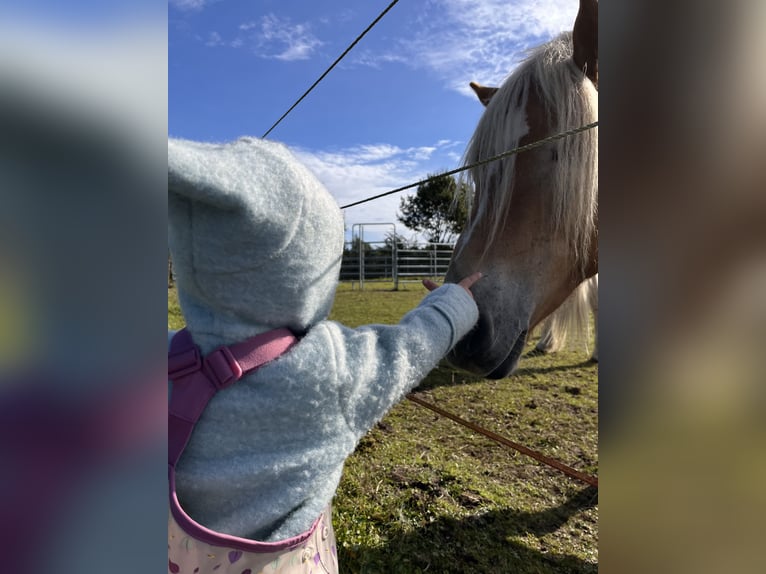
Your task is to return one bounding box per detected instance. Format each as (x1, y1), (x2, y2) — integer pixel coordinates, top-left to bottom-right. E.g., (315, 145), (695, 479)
(445, 0), (598, 378)
(469, 80), (598, 362)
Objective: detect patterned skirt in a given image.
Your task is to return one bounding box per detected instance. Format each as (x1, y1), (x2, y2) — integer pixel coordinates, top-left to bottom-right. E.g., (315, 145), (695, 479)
(168, 506), (338, 574)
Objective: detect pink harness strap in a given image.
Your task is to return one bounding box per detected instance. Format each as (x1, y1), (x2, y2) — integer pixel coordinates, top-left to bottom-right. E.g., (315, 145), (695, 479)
(167, 328), (297, 467)
(167, 328), (316, 553)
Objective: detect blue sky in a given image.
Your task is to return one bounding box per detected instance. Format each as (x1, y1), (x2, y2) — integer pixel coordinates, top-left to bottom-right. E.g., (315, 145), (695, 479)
(169, 0), (578, 242)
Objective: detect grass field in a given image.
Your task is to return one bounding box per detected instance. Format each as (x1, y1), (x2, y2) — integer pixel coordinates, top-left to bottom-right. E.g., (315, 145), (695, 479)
(169, 282), (598, 573)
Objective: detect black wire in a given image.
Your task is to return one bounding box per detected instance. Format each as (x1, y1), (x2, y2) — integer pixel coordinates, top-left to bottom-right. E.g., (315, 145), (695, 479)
(261, 0), (401, 139)
(340, 121), (598, 210)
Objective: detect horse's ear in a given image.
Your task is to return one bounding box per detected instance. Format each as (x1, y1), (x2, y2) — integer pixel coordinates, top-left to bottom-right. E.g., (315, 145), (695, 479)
(469, 81), (499, 107)
(572, 0), (598, 85)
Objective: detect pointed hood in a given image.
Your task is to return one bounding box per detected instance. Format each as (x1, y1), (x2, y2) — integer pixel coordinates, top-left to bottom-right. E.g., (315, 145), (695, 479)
(168, 137), (344, 353)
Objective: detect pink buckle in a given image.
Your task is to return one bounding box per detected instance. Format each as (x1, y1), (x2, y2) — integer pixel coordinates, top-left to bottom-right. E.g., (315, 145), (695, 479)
(204, 346), (243, 389)
(168, 346), (201, 380)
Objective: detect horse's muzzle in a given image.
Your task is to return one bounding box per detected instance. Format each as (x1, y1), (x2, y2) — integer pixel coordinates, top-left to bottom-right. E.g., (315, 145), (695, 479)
(447, 311), (528, 379)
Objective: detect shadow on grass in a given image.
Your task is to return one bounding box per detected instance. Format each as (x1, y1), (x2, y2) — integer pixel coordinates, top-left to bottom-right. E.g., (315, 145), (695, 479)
(415, 359), (596, 392)
(512, 360), (597, 377)
(414, 366), (485, 391)
(339, 486), (598, 573)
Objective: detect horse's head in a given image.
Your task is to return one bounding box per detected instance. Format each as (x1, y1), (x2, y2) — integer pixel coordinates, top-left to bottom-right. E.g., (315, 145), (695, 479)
(446, 0), (598, 378)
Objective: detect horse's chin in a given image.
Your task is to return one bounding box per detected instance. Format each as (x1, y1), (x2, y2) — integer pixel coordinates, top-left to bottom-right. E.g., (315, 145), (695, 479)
(448, 328), (528, 380)
(486, 329), (528, 379)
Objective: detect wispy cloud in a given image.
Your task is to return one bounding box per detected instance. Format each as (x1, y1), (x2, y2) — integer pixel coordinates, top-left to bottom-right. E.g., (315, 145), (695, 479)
(351, 0), (577, 95)
(293, 140), (462, 239)
(204, 31), (223, 47)
(196, 14), (323, 60)
(249, 14), (323, 61)
(350, 50), (408, 70)
(169, 0), (212, 12)
(332, 143), (439, 164)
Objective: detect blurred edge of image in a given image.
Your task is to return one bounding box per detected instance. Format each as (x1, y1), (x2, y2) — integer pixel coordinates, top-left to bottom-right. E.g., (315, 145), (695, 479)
(0, 3), (167, 574)
(600, 1), (765, 573)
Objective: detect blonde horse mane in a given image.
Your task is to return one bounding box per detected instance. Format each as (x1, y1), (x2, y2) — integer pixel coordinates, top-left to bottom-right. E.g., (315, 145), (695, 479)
(536, 277), (594, 353)
(461, 32), (598, 268)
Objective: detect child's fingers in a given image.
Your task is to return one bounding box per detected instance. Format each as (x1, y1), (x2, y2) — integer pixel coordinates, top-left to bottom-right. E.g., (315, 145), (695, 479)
(458, 272), (484, 291)
(424, 273), (483, 294)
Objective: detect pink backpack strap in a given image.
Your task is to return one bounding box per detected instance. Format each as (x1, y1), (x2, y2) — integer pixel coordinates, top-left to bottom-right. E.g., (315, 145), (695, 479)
(167, 328), (297, 467)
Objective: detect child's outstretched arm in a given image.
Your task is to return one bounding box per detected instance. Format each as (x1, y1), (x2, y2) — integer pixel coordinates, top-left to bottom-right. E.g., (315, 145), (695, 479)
(321, 272), (484, 438)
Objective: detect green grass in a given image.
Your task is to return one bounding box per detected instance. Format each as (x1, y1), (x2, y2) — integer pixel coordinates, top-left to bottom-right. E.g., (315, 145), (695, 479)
(169, 282), (598, 573)
(168, 287), (184, 331)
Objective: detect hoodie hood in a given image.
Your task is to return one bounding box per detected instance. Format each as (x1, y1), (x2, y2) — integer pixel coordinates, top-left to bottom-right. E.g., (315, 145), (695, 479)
(168, 137), (344, 353)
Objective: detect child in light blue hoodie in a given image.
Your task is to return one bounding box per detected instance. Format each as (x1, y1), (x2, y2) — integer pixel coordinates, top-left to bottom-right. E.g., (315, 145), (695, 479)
(168, 136), (480, 573)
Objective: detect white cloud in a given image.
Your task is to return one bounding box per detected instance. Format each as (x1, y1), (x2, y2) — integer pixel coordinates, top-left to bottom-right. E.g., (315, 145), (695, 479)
(204, 31), (223, 47)
(254, 14), (323, 61)
(169, 0), (211, 12)
(293, 140), (461, 241)
(351, 0), (577, 94)
(350, 50), (408, 70)
(198, 14), (322, 60)
(340, 144), (405, 163)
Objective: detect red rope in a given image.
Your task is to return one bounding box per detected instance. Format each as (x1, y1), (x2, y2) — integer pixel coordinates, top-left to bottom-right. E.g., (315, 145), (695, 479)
(406, 393), (598, 488)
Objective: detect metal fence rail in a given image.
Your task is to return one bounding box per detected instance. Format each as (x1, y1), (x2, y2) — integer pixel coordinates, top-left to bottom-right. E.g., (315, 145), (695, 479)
(396, 243), (454, 284)
(340, 229), (454, 290)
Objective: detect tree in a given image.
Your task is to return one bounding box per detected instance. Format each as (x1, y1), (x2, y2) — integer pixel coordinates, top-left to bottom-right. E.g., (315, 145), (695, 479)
(383, 231), (419, 251)
(397, 173), (469, 244)
(344, 235), (373, 256)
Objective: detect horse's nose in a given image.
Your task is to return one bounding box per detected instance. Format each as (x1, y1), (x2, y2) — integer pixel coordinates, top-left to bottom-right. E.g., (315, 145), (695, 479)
(447, 311), (495, 373)
(448, 308), (529, 378)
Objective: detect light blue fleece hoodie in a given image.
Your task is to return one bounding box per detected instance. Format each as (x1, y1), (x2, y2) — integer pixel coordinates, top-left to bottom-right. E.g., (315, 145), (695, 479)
(168, 137), (478, 542)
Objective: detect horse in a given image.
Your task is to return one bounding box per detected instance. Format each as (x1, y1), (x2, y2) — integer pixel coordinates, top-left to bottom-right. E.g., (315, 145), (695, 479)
(445, 0), (598, 378)
(468, 80), (598, 363)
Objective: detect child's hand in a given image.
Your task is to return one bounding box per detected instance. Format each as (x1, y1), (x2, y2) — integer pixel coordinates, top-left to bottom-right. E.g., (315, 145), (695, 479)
(422, 272), (483, 298)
